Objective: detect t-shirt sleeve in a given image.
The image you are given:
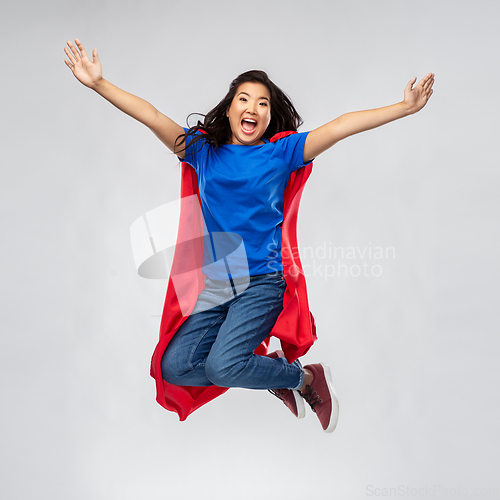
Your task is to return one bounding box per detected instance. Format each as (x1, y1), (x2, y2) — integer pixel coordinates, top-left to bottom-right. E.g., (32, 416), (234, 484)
(278, 131), (312, 173)
(177, 127), (208, 171)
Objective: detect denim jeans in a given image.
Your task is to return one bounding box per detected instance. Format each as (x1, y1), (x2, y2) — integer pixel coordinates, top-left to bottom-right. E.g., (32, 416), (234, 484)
(161, 271), (305, 390)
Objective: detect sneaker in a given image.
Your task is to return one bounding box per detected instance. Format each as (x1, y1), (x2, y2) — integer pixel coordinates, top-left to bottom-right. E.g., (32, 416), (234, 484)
(267, 350), (306, 419)
(301, 363), (339, 433)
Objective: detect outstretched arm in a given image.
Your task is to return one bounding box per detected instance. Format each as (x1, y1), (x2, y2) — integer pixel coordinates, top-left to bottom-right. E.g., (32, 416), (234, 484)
(303, 73), (435, 163)
(64, 39), (185, 156)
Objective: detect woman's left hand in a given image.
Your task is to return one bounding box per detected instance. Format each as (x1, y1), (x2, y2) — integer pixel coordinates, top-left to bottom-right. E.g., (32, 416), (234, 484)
(403, 72), (435, 114)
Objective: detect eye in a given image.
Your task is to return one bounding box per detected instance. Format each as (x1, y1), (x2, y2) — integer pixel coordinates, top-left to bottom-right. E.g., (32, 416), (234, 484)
(259, 102), (268, 106)
(239, 97), (247, 102)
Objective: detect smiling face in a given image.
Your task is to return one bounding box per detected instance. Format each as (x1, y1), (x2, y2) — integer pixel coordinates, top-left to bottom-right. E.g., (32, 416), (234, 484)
(226, 81), (272, 146)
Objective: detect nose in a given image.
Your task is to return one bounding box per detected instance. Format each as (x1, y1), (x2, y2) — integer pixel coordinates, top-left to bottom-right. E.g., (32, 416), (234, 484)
(246, 102), (257, 115)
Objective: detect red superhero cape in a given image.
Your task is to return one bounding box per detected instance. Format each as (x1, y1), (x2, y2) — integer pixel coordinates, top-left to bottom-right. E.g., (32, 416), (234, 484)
(150, 131), (317, 421)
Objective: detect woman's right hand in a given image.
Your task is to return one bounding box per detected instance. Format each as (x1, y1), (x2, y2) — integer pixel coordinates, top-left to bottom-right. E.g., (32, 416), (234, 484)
(64, 39), (102, 89)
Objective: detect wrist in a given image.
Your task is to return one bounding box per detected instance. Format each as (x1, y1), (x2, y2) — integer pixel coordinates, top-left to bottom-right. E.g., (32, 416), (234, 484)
(91, 77), (106, 92)
(398, 100), (413, 117)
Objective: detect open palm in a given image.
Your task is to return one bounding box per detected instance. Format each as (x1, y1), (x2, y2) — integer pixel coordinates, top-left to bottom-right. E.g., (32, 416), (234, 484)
(404, 72), (435, 114)
(64, 39), (102, 89)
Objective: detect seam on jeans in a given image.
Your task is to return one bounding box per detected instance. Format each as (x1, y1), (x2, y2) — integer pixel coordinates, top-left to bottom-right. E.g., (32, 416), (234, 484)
(243, 281), (286, 355)
(187, 312), (226, 371)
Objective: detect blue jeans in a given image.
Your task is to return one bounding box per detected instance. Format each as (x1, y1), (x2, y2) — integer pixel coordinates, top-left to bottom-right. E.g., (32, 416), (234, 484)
(161, 271), (305, 390)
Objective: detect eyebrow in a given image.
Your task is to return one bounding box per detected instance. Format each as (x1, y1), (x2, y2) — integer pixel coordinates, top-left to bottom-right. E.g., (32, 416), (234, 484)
(237, 91), (269, 101)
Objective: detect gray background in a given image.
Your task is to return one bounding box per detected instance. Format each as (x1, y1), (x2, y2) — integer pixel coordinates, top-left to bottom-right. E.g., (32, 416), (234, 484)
(1, 0), (499, 499)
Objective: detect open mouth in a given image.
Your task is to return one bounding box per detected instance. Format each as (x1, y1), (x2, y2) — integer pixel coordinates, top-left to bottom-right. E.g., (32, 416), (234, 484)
(241, 118), (257, 134)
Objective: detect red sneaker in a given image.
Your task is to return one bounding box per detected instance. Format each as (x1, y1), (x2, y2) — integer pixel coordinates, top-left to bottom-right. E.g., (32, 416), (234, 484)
(301, 363), (339, 433)
(267, 350), (306, 419)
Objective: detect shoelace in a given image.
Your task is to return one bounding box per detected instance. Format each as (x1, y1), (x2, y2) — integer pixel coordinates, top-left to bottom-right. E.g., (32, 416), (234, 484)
(300, 385), (322, 412)
(268, 388), (286, 403)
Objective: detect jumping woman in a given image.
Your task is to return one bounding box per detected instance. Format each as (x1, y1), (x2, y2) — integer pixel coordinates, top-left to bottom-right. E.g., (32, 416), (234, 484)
(64, 38), (434, 433)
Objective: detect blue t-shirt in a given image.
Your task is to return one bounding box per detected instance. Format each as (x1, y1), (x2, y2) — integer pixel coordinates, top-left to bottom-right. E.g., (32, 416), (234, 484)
(180, 128), (310, 280)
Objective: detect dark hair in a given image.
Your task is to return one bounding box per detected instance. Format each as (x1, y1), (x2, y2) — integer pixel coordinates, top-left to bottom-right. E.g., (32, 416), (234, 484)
(175, 70), (303, 156)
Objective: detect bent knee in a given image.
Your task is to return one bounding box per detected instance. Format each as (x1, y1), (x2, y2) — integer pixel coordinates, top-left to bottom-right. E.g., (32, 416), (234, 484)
(161, 349), (190, 385)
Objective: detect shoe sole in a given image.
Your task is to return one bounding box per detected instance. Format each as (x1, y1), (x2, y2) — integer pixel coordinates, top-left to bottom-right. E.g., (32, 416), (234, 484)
(319, 363), (339, 433)
(293, 389), (306, 419)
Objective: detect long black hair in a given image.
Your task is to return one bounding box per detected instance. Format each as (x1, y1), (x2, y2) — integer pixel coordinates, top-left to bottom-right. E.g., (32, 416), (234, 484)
(175, 70), (303, 157)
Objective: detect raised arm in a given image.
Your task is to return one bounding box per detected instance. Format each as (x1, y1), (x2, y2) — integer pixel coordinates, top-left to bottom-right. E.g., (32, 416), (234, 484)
(64, 39), (185, 156)
(303, 73), (435, 163)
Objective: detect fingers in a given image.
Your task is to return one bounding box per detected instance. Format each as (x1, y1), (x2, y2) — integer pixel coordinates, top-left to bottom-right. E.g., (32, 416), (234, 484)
(424, 73), (435, 91)
(64, 38), (92, 68)
(74, 38), (88, 59)
(419, 72), (435, 89)
(421, 74), (435, 101)
(64, 44), (77, 67)
(421, 74), (435, 104)
(405, 77), (416, 92)
(66, 40), (81, 64)
(64, 43), (79, 70)
(409, 73), (434, 104)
